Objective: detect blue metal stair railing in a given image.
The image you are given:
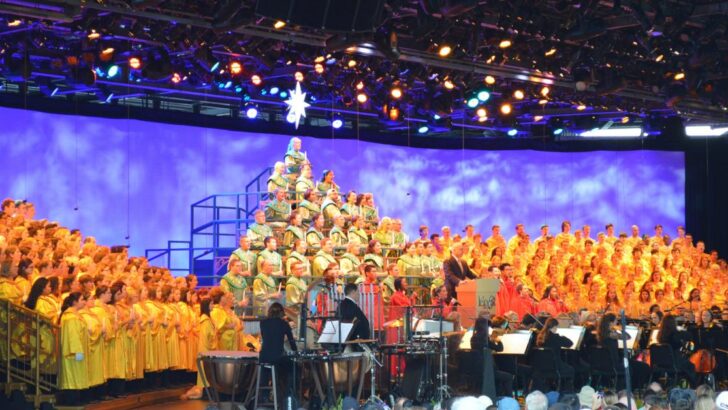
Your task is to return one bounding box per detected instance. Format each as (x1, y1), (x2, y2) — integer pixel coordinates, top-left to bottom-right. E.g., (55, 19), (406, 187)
(245, 166), (273, 219)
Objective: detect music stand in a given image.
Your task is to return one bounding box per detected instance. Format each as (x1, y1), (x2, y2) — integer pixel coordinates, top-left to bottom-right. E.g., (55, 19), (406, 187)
(318, 320), (354, 346)
(555, 326), (586, 350)
(617, 325), (641, 351)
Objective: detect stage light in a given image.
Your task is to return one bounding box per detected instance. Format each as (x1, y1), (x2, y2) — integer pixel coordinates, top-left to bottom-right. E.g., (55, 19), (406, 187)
(348, 60), (357, 68)
(270, 86), (279, 95)
(466, 97), (479, 108)
(580, 127), (643, 138)
(230, 61), (242, 75)
(243, 104), (258, 119)
(621, 116), (630, 124)
(507, 128), (518, 136)
(500, 103), (512, 115)
(314, 63), (324, 74)
(534, 115), (543, 122)
(88, 30), (100, 40)
(538, 99), (548, 105)
(332, 113), (343, 129)
(390, 87), (402, 99)
(477, 115), (487, 123)
(171, 73), (181, 84)
(433, 114), (441, 120)
(476, 107), (487, 118)
(499, 39), (512, 49)
(443, 80), (455, 90)
(100, 48), (114, 61)
(314, 56), (325, 63)
(674, 72), (685, 80)
(129, 57), (142, 70)
(194, 45), (220, 72)
(438, 45), (452, 57)
(7, 20), (21, 27)
(106, 65), (120, 78)
(685, 125), (728, 137)
(477, 90), (490, 102)
(540, 86), (550, 96)
(251, 74), (262, 86)
(279, 91), (288, 98)
(294, 71), (304, 82)
(576, 104), (586, 111)
(286, 112), (297, 123)
(513, 90), (525, 100)
(356, 93), (368, 103)
(545, 48), (557, 56)
(418, 125), (429, 134)
(484, 75), (496, 85)
(388, 106), (400, 121)
(655, 54), (664, 62)
(274, 20), (286, 29)
(553, 128), (564, 135)
(356, 81), (365, 90)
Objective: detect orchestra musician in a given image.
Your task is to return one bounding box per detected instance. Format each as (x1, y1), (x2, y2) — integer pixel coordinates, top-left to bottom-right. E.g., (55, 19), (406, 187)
(259, 302), (297, 399)
(535, 318), (576, 392)
(469, 316), (515, 397)
(595, 313), (651, 388)
(688, 309), (725, 381)
(432, 285), (461, 329)
(656, 314), (698, 387)
(338, 283), (371, 341)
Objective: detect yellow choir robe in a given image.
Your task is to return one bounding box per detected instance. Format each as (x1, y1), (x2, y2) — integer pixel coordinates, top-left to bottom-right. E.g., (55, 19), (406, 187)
(175, 302), (193, 371)
(116, 303), (141, 380)
(79, 308), (105, 387)
(184, 304), (200, 372)
(35, 295), (59, 373)
(143, 300), (167, 371)
(196, 315), (217, 387)
(161, 303), (182, 369)
(211, 306), (240, 351)
(132, 302), (148, 378)
(0, 277), (23, 305)
(60, 310), (90, 390)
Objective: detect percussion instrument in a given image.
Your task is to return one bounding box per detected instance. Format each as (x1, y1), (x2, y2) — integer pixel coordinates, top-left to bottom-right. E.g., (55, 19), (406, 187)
(289, 350), (368, 405)
(197, 350), (259, 407)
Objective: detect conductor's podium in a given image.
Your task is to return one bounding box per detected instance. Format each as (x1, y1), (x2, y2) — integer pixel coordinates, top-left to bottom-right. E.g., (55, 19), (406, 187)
(456, 278), (500, 328)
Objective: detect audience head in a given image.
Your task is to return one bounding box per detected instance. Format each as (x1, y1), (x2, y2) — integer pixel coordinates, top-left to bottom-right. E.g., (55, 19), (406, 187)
(526, 391), (549, 410)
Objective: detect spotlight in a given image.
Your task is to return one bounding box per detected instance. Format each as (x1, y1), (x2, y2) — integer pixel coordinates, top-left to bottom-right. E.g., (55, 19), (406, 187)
(347, 60), (357, 68)
(498, 39), (512, 49)
(534, 115), (544, 122)
(545, 48), (557, 56)
(513, 90), (525, 100)
(279, 91), (288, 98)
(270, 86), (280, 95)
(244, 103), (258, 119)
(332, 113), (343, 129)
(477, 115), (487, 123)
(314, 63), (324, 74)
(466, 97), (479, 108)
(106, 64), (120, 79)
(355, 81), (365, 90)
(274, 20), (286, 29)
(655, 54), (664, 62)
(443, 80), (455, 90)
(356, 93), (368, 103)
(390, 87), (403, 99)
(286, 112), (296, 123)
(388, 106), (400, 121)
(540, 86), (550, 96)
(621, 116), (630, 124)
(171, 73), (182, 84)
(230, 61), (242, 75)
(438, 45), (452, 57)
(553, 128), (564, 135)
(251, 74), (262, 86)
(484, 75), (496, 85)
(500, 103), (512, 115)
(476, 107), (487, 118)
(294, 71), (304, 82)
(418, 125), (429, 134)
(477, 90), (490, 102)
(129, 57), (142, 70)
(576, 104), (586, 111)
(99, 48), (114, 61)
(507, 128), (518, 136)
(674, 72), (685, 80)
(7, 19), (21, 27)
(538, 99), (548, 105)
(88, 30), (100, 40)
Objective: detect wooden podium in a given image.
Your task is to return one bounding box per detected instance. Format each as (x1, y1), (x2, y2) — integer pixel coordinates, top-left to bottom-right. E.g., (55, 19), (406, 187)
(456, 278), (501, 328)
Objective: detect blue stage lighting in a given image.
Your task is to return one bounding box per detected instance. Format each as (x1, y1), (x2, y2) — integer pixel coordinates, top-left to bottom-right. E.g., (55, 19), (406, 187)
(245, 106), (258, 119)
(477, 90), (490, 102)
(418, 125), (429, 134)
(332, 119), (343, 129)
(270, 86), (280, 95)
(466, 98), (479, 108)
(107, 65), (120, 78)
(507, 128), (518, 136)
(553, 128), (564, 135)
(279, 91), (288, 98)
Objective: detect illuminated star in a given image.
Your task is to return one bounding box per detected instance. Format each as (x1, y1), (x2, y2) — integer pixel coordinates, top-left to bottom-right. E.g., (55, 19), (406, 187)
(284, 81), (310, 129)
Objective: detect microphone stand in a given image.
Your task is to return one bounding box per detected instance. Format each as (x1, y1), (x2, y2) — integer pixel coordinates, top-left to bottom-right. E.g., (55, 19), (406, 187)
(620, 309), (633, 410)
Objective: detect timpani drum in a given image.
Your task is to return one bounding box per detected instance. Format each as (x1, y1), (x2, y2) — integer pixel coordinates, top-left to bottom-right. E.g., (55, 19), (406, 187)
(197, 350), (258, 402)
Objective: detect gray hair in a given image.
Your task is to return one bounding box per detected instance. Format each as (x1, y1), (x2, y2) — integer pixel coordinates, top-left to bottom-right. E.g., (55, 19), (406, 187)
(526, 390), (548, 410)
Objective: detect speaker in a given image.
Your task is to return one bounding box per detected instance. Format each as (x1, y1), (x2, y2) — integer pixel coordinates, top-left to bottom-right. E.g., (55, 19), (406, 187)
(256, 0), (386, 32)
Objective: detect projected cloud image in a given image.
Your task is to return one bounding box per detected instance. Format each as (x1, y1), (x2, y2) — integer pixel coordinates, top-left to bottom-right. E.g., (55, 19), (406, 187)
(0, 106), (685, 263)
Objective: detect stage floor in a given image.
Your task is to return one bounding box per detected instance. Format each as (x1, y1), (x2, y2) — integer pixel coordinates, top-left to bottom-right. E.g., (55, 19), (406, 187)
(136, 399), (209, 410)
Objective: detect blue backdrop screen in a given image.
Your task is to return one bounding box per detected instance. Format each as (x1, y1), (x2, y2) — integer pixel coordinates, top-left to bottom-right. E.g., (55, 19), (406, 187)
(0, 106), (685, 263)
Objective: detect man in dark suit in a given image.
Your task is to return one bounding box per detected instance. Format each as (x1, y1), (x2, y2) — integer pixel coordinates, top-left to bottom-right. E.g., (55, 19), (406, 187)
(444, 242), (477, 300)
(338, 283), (371, 340)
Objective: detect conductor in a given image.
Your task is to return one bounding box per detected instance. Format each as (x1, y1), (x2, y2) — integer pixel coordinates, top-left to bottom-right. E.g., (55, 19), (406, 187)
(444, 243), (477, 299)
(338, 284), (371, 341)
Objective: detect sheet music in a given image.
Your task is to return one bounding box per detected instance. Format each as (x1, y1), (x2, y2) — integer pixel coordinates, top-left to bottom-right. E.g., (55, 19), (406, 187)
(617, 325), (640, 350)
(317, 321), (353, 344)
(555, 326), (585, 350)
(459, 330), (533, 355)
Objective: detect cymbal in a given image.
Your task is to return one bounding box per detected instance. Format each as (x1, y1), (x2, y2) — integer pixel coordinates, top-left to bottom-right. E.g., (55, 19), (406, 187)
(345, 339), (378, 344)
(443, 330), (466, 337)
(383, 319), (405, 328)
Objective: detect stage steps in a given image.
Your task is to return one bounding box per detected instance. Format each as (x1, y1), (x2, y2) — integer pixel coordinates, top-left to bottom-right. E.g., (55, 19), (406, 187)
(54, 386), (192, 410)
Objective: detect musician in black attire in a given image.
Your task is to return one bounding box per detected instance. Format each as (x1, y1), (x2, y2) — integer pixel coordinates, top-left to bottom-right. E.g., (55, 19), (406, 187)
(535, 318), (576, 392)
(689, 309), (726, 380)
(656, 314), (697, 387)
(444, 243), (477, 299)
(338, 283), (370, 341)
(259, 302), (298, 396)
(596, 313), (650, 389)
(470, 317), (515, 397)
